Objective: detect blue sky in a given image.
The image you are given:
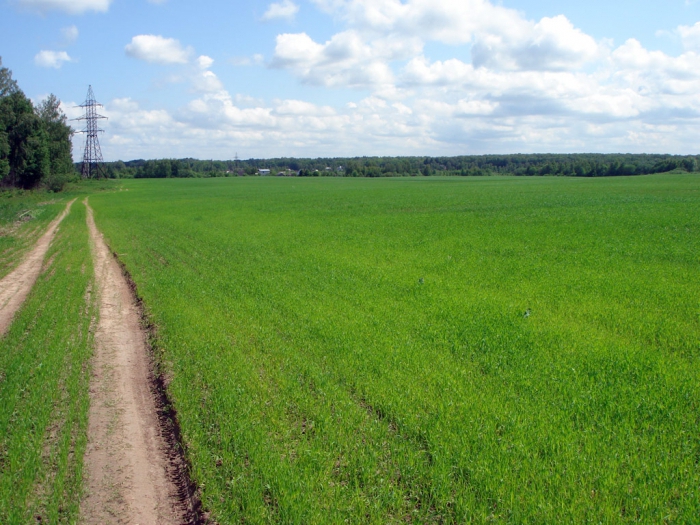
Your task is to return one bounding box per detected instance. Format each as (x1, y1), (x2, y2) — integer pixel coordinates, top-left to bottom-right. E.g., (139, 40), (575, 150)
(2, 0), (700, 161)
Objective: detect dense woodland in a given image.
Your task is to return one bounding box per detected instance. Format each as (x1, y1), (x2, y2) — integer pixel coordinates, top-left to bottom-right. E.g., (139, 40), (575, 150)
(0, 58), (74, 191)
(105, 153), (700, 180)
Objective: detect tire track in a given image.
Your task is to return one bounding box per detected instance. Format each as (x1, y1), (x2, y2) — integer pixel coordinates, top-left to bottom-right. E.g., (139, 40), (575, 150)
(0, 198), (76, 336)
(81, 199), (190, 525)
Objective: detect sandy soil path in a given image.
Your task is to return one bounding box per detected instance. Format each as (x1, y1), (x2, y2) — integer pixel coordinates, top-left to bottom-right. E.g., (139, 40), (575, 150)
(0, 199), (75, 336)
(81, 199), (189, 525)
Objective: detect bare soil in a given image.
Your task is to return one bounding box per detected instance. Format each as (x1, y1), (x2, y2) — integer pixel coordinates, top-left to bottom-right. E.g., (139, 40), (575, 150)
(0, 199), (75, 335)
(81, 200), (191, 525)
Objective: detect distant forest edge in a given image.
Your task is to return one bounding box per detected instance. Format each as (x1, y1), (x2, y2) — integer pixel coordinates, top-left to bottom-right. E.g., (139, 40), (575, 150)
(100, 154), (700, 179)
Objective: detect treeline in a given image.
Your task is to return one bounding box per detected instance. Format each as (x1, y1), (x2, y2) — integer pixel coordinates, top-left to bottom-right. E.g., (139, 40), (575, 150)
(102, 153), (700, 180)
(0, 58), (74, 191)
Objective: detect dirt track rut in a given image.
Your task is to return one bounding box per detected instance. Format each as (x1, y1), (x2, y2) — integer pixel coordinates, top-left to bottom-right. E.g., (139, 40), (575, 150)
(0, 199), (75, 336)
(81, 199), (188, 525)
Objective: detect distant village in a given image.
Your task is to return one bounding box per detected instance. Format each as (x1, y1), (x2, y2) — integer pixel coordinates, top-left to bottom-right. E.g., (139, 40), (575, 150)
(256, 166), (345, 176)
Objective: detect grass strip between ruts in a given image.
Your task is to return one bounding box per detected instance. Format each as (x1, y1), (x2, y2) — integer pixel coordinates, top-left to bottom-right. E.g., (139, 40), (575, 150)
(0, 201), (95, 523)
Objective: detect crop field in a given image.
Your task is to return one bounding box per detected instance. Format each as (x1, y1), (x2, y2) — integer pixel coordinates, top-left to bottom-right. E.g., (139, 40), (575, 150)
(0, 201), (95, 523)
(86, 174), (700, 523)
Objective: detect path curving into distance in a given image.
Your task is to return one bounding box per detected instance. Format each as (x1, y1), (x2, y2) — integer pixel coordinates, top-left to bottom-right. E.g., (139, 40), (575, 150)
(0, 198), (76, 336)
(81, 199), (189, 525)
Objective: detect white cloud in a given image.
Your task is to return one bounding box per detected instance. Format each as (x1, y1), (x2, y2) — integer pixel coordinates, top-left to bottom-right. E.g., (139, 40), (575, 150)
(82, 0), (700, 159)
(125, 35), (193, 64)
(124, 38), (225, 95)
(311, 0), (529, 45)
(272, 0), (600, 94)
(183, 92), (277, 129)
(262, 0), (299, 21)
(471, 15), (600, 71)
(192, 70), (224, 93)
(677, 22), (700, 51)
(197, 55), (214, 69)
(274, 99), (336, 116)
(17, 0), (110, 14)
(189, 55), (225, 93)
(611, 38), (700, 96)
(271, 31), (394, 87)
(34, 50), (72, 69)
(61, 25), (79, 44)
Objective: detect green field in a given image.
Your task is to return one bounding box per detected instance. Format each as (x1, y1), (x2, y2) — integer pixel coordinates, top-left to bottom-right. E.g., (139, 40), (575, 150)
(0, 201), (95, 523)
(85, 174), (700, 523)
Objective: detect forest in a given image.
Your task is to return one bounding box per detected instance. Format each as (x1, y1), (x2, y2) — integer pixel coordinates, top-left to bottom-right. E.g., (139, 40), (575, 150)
(0, 58), (74, 191)
(103, 153), (700, 179)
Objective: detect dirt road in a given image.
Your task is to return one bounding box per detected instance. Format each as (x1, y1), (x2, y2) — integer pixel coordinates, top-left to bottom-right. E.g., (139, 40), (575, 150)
(81, 199), (190, 524)
(0, 199), (75, 335)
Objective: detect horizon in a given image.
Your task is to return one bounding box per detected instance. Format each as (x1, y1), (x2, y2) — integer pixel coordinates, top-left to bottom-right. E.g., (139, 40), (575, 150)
(2, 0), (700, 161)
(93, 152), (700, 164)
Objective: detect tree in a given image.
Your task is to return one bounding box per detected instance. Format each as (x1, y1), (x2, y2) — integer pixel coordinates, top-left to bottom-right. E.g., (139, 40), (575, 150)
(0, 57), (18, 181)
(0, 57), (19, 99)
(0, 59), (73, 190)
(36, 94), (73, 191)
(3, 91), (49, 188)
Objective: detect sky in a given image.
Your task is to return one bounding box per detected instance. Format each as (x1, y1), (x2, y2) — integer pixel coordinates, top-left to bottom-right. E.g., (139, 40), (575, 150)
(2, 0), (700, 161)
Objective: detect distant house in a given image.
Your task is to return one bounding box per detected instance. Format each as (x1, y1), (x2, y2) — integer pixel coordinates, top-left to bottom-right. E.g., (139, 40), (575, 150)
(258, 169), (271, 175)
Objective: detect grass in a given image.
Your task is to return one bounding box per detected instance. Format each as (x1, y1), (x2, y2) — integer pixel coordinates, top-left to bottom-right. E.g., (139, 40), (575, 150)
(0, 189), (69, 279)
(0, 201), (95, 523)
(81, 173), (698, 523)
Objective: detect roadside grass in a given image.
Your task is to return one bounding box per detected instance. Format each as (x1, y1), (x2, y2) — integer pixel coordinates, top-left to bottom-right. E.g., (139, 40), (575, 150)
(0, 202), (95, 523)
(0, 190), (69, 279)
(90, 174), (700, 523)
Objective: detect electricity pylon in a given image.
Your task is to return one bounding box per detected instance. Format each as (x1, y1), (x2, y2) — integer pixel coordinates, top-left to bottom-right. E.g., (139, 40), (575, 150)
(73, 85), (107, 179)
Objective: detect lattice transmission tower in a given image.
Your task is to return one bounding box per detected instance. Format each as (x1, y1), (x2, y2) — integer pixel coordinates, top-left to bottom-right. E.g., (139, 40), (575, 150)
(73, 85), (107, 179)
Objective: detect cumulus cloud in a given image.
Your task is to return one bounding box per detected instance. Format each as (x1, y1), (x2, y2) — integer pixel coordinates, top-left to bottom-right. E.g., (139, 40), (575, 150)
(196, 55), (214, 69)
(183, 92), (277, 129)
(189, 55), (225, 93)
(125, 35), (192, 64)
(312, 0), (541, 46)
(192, 70), (224, 93)
(274, 99), (336, 116)
(271, 31), (395, 87)
(124, 36), (226, 95)
(17, 0), (110, 14)
(89, 0), (700, 159)
(262, 0), (299, 21)
(611, 39), (700, 97)
(677, 21), (700, 51)
(61, 25), (79, 45)
(471, 15), (599, 71)
(272, 0), (600, 94)
(34, 50), (72, 69)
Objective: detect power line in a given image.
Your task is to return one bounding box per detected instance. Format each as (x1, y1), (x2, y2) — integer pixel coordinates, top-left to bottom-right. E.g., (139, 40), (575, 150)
(73, 85), (107, 179)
